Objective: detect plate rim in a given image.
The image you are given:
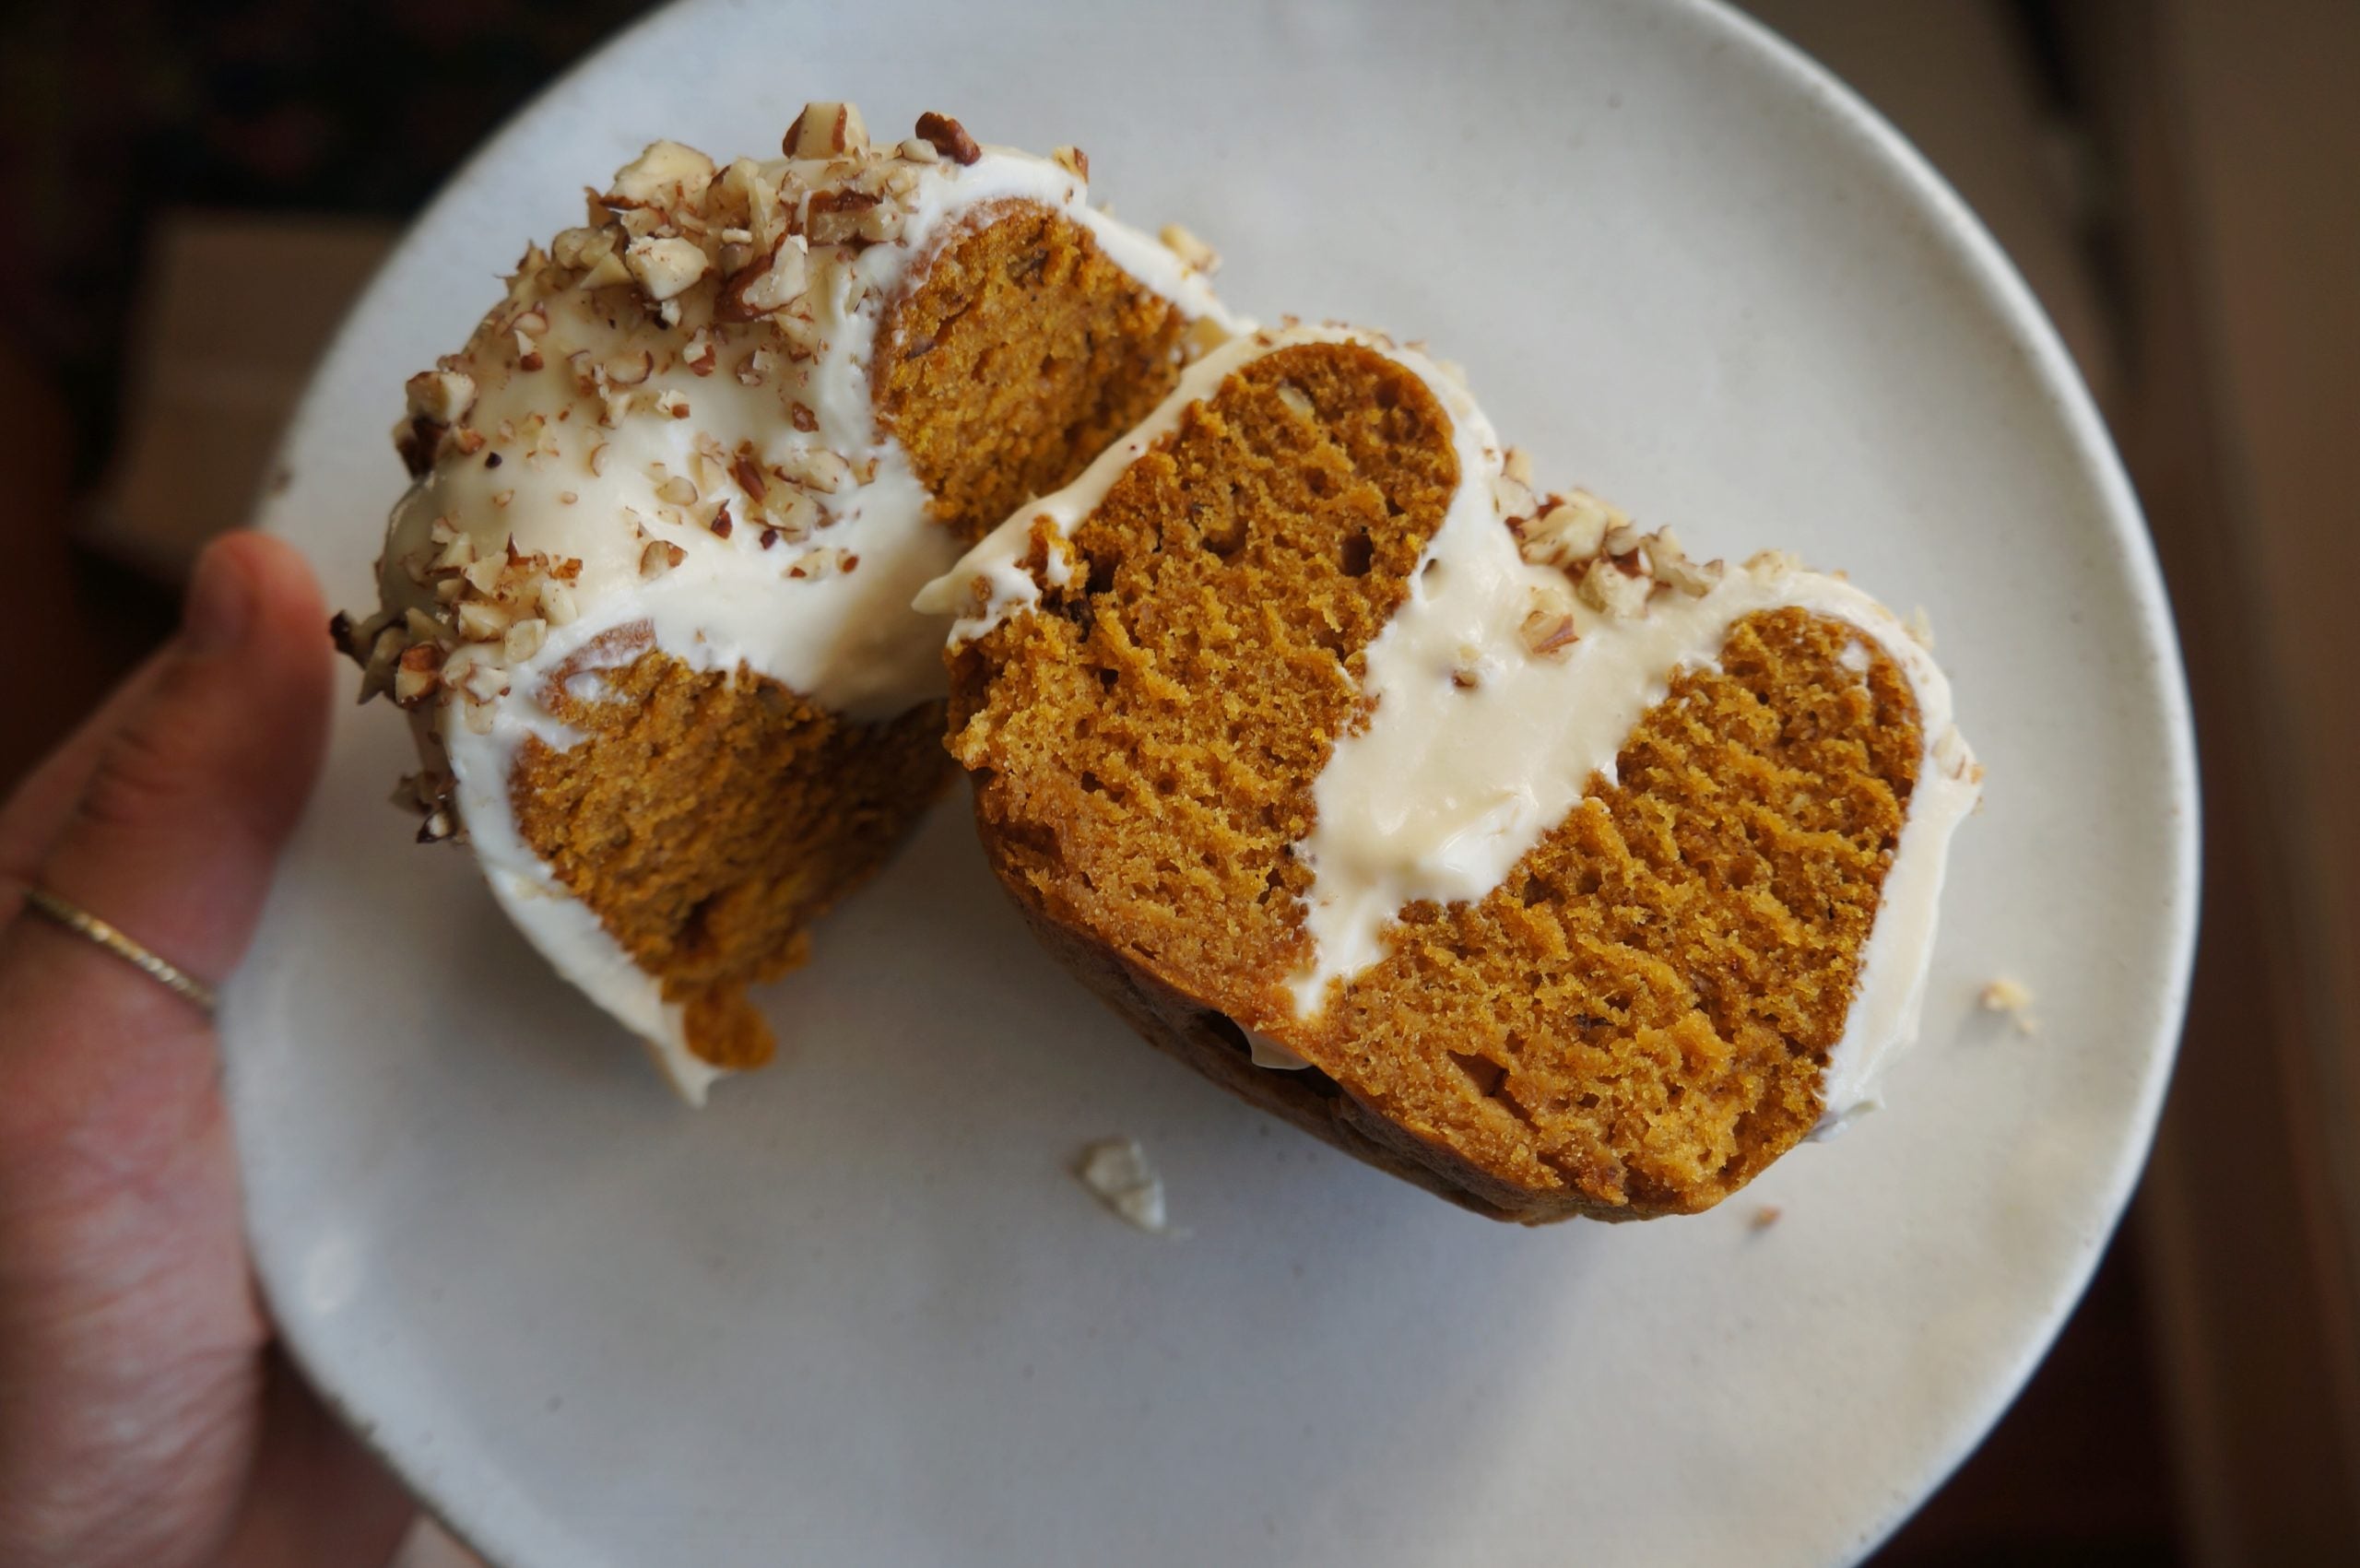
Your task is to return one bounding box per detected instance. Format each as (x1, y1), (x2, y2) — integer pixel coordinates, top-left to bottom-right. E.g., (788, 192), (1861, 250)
(1684, 4), (2201, 1559)
(233, 1), (2204, 1562)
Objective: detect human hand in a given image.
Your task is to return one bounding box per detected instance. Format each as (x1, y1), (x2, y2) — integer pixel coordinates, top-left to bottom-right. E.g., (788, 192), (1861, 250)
(0, 535), (416, 1567)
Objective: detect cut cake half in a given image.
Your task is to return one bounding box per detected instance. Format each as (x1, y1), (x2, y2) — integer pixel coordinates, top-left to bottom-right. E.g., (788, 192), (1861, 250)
(334, 106), (1237, 1099)
(922, 324), (1979, 1220)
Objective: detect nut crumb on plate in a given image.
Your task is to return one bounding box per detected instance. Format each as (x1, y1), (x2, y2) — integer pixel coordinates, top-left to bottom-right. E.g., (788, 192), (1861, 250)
(1075, 1138), (1169, 1233)
(1979, 976), (2038, 1034)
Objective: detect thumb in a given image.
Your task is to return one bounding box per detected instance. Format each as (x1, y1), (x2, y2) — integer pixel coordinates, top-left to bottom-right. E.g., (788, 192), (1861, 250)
(27, 532), (332, 1009)
(0, 534), (337, 1568)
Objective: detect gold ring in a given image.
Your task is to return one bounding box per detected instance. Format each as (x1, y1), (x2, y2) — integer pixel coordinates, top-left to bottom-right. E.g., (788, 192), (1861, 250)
(19, 886), (218, 1014)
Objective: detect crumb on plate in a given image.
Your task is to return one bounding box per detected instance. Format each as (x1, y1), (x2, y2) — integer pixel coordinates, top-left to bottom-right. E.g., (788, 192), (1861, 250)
(1075, 1138), (1169, 1233)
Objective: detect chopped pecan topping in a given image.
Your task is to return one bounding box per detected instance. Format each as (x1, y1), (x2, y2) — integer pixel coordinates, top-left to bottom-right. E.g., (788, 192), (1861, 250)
(914, 112), (982, 165)
(806, 188), (880, 247)
(783, 101), (868, 160)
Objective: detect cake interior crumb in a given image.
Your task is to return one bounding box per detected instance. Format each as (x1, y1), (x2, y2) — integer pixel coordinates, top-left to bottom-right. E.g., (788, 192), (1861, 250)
(879, 200), (1191, 545)
(510, 648), (948, 1070)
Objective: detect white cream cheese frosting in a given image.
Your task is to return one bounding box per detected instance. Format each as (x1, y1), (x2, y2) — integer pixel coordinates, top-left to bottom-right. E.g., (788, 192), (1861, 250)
(338, 108), (1234, 1101)
(924, 323), (1979, 1130)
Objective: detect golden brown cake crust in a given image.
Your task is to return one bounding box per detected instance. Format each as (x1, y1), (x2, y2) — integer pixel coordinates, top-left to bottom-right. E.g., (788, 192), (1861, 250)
(947, 342), (1922, 1221)
(877, 199), (1193, 544)
(511, 631), (949, 1069)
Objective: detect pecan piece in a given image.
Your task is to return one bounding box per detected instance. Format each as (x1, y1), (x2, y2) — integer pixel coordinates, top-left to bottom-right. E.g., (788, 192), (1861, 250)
(914, 112), (981, 165)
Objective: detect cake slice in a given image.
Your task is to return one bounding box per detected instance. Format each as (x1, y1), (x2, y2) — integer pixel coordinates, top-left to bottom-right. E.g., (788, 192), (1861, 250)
(333, 106), (1235, 1100)
(920, 324), (1979, 1220)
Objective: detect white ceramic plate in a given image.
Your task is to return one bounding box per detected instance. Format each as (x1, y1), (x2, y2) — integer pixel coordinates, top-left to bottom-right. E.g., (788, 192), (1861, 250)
(231, 1), (2198, 1563)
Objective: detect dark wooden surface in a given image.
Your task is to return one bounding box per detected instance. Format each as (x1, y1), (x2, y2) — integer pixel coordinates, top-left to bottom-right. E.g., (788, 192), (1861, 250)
(2069, 1), (2360, 1560)
(1873, 1224), (2182, 1565)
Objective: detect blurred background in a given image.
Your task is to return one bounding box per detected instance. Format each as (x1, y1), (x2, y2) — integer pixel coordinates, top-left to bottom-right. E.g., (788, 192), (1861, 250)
(4, 2), (2354, 1563)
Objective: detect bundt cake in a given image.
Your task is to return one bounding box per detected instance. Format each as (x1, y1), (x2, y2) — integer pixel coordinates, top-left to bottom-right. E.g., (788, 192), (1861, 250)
(334, 104), (1237, 1099)
(922, 324), (1980, 1221)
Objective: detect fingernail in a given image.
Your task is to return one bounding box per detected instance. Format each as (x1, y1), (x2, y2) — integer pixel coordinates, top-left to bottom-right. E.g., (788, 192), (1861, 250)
(183, 539), (254, 654)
